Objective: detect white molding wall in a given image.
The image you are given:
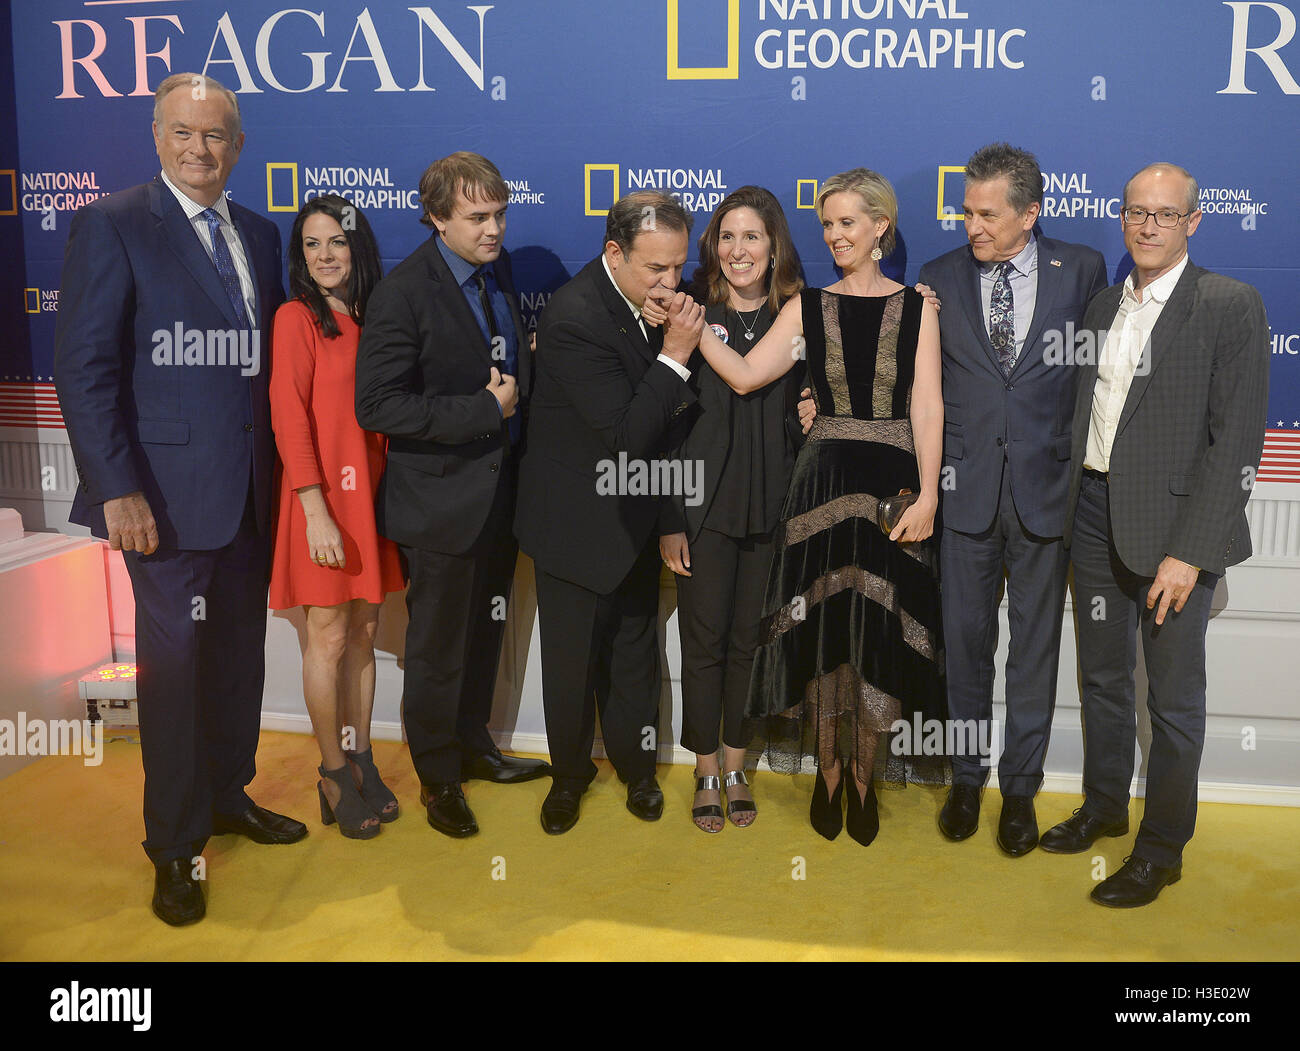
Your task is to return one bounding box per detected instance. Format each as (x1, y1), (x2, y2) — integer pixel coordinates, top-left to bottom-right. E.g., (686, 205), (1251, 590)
(6, 427), (1299, 805)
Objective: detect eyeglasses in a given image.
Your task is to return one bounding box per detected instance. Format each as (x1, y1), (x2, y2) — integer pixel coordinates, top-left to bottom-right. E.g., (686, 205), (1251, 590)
(1121, 206), (1192, 227)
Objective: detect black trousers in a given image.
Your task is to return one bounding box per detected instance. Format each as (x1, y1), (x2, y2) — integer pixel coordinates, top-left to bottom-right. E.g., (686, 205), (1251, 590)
(534, 539), (663, 791)
(674, 527), (770, 754)
(123, 493), (269, 866)
(940, 461), (1069, 795)
(1070, 472), (1216, 868)
(398, 465), (516, 786)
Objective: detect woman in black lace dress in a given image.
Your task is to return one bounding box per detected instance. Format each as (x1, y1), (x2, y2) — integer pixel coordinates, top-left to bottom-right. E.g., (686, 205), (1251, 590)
(693, 169), (945, 847)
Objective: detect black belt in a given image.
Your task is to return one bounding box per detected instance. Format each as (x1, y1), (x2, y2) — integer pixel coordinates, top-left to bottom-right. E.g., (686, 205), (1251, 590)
(1082, 467), (1108, 484)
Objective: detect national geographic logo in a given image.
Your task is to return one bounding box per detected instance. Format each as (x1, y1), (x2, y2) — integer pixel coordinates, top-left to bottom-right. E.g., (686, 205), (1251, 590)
(935, 166), (1120, 220)
(583, 164), (729, 217)
(666, 0), (1027, 80)
(1199, 185), (1270, 217)
(16, 170), (104, 215)
(24, 287), (58, 314)
(265, 163), (420, 213)
(506, 178), (545, 206)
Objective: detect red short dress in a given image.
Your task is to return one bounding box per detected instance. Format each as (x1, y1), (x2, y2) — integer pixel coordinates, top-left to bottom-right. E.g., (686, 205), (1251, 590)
(268, 298), (404, 609)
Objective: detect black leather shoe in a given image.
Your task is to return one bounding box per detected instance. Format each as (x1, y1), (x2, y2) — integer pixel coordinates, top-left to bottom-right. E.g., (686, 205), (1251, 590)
(1040, 808), (1130, 854)
(540, 785), (582, 835)
(1091, 855), (1182, 908)
(421, 783), (478, 838)
(626, 776), (664, 821)
(997, 795), (1039, 856)
(152, 859), (205, 926)
(212, 804), (308, 844)
(462, 748), (552, 784)
(938, 784), (981, 841)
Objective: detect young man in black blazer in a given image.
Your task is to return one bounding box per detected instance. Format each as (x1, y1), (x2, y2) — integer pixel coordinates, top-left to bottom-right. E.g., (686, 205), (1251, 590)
(355, 152), (549, 839)
(515, 191), (705, 833)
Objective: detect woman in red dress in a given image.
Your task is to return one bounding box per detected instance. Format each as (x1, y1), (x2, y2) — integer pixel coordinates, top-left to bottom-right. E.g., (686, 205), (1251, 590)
(270, 195), (405, 838)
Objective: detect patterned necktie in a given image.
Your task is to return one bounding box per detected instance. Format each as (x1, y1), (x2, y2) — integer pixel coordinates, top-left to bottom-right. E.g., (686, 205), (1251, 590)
(201, 208), (249, 327)
(989, 260), (1014, 375)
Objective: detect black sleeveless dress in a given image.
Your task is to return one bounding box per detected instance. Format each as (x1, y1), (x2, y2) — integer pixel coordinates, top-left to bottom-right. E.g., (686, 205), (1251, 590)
(746, 286), (947, 784)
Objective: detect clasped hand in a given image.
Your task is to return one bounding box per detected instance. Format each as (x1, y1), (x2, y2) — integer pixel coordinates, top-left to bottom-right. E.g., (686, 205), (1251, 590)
(644, 291), (704, 364)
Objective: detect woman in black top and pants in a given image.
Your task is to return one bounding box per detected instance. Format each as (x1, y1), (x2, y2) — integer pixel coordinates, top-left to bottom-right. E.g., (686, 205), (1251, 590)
(658, 186), (805, 832)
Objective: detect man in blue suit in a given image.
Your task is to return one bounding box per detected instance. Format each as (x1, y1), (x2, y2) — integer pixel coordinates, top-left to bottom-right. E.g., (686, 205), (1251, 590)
(54, 73), (302, 926)
(918, 143), (1107, 855)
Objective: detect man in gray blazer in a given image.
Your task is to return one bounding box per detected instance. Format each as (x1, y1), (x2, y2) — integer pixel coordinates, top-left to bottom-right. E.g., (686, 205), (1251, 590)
(919, 143), (1106, 856)
(1048, 162), (1269, 906)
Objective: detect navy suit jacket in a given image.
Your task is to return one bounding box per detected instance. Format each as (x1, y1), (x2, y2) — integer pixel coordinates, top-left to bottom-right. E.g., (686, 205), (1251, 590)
(54, 177), (284, 550)
(919, 234), (1107, 538)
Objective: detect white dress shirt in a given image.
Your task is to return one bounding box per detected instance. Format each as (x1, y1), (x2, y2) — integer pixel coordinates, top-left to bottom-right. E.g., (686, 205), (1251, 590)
(159, 170), (256, 323)
(601, 254), (690, 381)
(1084, 254), (1190, 472)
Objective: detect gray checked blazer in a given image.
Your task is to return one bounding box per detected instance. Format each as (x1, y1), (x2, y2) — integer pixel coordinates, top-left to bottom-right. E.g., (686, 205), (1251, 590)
(1062, 260), (1270, 577)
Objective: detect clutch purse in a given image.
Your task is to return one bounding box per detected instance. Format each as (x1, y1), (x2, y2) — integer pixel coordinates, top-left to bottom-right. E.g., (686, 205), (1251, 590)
(877, 489), (919, 537)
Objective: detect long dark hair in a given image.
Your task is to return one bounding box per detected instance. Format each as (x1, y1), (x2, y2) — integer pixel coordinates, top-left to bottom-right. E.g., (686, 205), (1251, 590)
(287, 194), (382, 339)
(693, 185), (802, 315)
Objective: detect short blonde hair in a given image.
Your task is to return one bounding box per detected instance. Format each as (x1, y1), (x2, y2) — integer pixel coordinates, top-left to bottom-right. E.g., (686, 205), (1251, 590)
(816, 168), (898, 257)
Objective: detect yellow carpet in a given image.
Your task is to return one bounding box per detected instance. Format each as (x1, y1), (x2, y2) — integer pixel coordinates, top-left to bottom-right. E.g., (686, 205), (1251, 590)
(1, 731), (1296, 961)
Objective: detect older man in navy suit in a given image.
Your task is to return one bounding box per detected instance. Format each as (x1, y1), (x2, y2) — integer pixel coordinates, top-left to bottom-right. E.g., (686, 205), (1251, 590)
(55, 73), (301, 926)
(918, 143), (1107, 856)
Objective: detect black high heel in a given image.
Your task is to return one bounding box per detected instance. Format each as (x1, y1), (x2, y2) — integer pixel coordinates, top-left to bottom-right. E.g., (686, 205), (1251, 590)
(810, 765), (844, 840)
(846, 766), (879, 847)
(345, 747), (399, 822)
(318, 763), (381, 839)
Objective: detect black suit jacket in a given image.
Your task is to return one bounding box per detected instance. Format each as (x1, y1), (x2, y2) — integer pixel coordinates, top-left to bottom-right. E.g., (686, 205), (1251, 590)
(1062, 261), (1269, 576)
(918, 235), (1107, 537)
(514, 256), (696, 594)
(355, 234), (530, 554)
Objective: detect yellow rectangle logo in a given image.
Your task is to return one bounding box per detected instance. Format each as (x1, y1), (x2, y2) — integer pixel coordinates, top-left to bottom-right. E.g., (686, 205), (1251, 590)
(796, 179), (819, 210)
(936, 166), (966, 220)
(266, 163), (299, 213)
(667, 0), (740, 80)
(25, 288), (40, 314)
(0, 170), (17, 215)
(584, 164), (620, 217)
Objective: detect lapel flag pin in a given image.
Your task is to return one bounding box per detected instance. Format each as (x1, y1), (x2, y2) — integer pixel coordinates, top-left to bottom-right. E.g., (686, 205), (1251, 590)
(1050, 259), (1062, 267)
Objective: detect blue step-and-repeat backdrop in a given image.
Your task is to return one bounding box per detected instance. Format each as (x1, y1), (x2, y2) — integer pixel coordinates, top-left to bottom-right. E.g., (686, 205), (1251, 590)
(3, 0), (1298, 478)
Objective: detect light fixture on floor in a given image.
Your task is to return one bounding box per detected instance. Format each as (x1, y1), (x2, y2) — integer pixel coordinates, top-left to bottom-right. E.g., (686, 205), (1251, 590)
(80, 663), (138, 739)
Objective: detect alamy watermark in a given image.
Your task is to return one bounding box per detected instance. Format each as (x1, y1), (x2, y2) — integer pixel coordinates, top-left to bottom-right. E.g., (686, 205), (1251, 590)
(151, 324), (261, 377)
(595, 452), (703, 506)
(0, 713), (104, 766)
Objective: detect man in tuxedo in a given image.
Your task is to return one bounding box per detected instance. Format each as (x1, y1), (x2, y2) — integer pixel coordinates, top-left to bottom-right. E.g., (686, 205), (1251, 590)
(918, 143), (1107, 855)
(355, 151), (548, 840)
(54, 73), (301, 926)
(1052, 162), (1268, 906)
(515, 190), (704, 833)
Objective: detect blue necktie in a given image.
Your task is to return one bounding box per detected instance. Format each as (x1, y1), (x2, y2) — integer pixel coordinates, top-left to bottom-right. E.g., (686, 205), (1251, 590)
(201, 208), (249, 327)
(474, 269), (519, 445)
(989, 261), (1014, 375)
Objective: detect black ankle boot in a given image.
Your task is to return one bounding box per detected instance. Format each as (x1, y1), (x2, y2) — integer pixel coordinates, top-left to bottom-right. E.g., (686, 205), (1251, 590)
(846, 776), (879, 846)
(810, 766), (844, 840)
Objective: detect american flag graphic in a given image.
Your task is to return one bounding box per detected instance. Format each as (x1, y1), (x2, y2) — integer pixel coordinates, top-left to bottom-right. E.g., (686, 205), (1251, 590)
(0, 382), (64, 429)
(1260, 428), (1300, 483)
